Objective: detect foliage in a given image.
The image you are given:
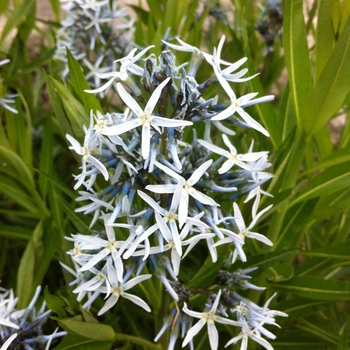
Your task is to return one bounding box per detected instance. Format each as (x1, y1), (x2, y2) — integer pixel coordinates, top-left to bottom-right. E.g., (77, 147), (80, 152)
(0, 0), (349, 349)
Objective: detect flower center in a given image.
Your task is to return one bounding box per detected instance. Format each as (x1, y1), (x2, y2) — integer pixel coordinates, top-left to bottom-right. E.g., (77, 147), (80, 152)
(164, 211), (177, 222)
(94, 119), (108, 132)
(82, 145), (90, 159)
(138, 112), (153, 125)
(111, 285), (124, 296)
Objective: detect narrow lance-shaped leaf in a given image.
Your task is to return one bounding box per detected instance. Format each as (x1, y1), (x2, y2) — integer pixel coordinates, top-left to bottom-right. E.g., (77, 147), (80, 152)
(291, 163), (350, 206)
(305, 16), (350, 134)
(270, 276), (350, 300)
(282, 0), (311, 127)
(0, 0), (36, 47)
(315, 0), (335, 83)
(66, 48), (103, 114)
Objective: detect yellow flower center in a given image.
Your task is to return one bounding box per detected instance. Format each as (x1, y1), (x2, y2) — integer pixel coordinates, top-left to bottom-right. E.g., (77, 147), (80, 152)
(138, 112), (153, 125)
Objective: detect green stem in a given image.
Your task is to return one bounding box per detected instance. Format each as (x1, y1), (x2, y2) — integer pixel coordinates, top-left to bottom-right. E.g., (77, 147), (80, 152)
(114, 333), (162, 350)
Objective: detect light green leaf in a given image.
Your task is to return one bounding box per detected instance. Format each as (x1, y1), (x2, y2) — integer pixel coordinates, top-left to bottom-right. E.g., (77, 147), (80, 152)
(283, 0), (311, 126)
(58, 318), (116, 341)
(315, 0), (335, 83)
(306, 16), (350, 134)
(46, 75), (89, 142)
(291, 163), (350, 206)
(66, 48), (103, 114)
(17, 221), (43, 308)
(145, 0), (163, 24)
(302, 144), (350, 175)
(0, 0), (36, 47)
(270, 276), (350, 300)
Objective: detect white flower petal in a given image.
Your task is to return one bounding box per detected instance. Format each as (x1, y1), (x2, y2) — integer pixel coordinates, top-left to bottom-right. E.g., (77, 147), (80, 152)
(116, 82), (143, 116)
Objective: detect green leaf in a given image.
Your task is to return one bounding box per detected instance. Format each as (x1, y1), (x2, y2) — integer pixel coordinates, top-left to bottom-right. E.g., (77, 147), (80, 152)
(0, 0), (10, 15)
(300, 241), (350, 260)
(0, 145), (35, 191)
(46, 74), (89, 142)
(16, 221), (43, 308)
(302, 144), (350, 175)
(55, 335), (113, 350)
(265, 263), (294, 282)
(282, 0), (311, 126)
(0, 0), (36, 47)
(57, 318), (116, 341)
(145, 0), (163, 24)
(39, 117), (53, 198)
(232, 249), (299, 275)
(0, 224), (32, 240)
(306, 16), (350, 134)
(59, 198), (92, 235)
(315, 0), (335, 83)
(270, 276), (350, 300)
(66, 48), (103, 114)
(0, 175), (42, 216)
(338, 325), (349, 350)
(277, 297), (332, 320)
(245, 46), (280, 148)
(187, 248), (227, 289)
(44, 286), (67, 319)
(291, 163), (350, 206)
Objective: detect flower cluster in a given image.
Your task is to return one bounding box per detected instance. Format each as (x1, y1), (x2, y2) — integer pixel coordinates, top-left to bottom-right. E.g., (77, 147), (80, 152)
(64, 35), (286, 349)
(0, 286), (66, 350)
(55, 0), (134, 95)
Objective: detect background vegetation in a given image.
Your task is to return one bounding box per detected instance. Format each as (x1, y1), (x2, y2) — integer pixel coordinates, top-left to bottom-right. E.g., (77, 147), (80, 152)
(0, 0), (349, 348)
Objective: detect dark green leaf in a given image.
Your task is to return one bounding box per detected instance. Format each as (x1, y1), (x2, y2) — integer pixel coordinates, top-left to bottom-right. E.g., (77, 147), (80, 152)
(270, 276), (350, 300)
(55, 335), (113, 350)
(44, 286), (67, 319)
(58, 318), (116, 341)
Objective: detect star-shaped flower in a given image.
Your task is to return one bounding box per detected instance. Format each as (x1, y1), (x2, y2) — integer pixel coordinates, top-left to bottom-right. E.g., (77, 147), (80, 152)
(182, 290), (240, 350)
(146, 160), (218, 227)
(199, 134), (268, 174)
(211, 66), (272, 136)
(101, 77), (192, 159)
(97, 259), (152, 315)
